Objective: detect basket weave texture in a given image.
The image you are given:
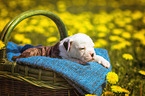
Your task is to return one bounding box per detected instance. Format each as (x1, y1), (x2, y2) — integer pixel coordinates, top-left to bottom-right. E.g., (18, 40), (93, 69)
(0, 77), (78, 96)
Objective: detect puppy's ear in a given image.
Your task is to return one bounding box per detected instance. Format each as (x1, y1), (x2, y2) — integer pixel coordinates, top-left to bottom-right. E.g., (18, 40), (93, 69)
(63, 39), (73, 52)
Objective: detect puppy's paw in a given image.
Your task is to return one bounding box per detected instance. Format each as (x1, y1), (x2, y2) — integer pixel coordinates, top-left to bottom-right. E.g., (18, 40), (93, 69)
(94, 55), (110, 69)
(98, 59), (110, 69)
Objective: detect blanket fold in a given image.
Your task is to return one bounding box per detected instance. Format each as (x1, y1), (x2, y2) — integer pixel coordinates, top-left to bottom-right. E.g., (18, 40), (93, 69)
(7, 42), (111, 96)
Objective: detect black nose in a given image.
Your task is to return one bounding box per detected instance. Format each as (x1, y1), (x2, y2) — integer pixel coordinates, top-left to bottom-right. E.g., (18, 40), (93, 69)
(91, 53), (94, 57)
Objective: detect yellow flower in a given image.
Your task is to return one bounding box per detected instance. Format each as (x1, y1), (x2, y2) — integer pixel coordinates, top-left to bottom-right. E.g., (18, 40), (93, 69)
(109, 35), (125, 42)
(132, 10), (143, 20)
(116, 20), (126, 27)
(98, 33), (106, 37)
(25, 25), (34, 32)
(39, 18), (50, 27)
(106, 72), (119, 84)
(47, 37), (58, 43)
(124, 17), (132, 23)
(122, 88), (130, 94)
(112, 29), (124, 35)
(122, 32), (131, 39)
(0, 40), (5, 50)
(85, 94), (97, 96)
(13, 34), (31, 44)
(111, 86), (130, 94)
(34, 26), (45, 33)
(57, 1), (66, 12)
(111, 44), (121, 50)
(111, 42), (129, 50)
(14, 34), (25, 42)
(139, 70), (145, 76)
(125, 94), (129, 96)
(123, 10), (132, 16)
(30, 19), (38, 25)
(94, 39), (108, 48)
(125, 25), (133, 31)
(22, 38), (31, 44)
(122, 53), (133, 60)
(133, 29), (145, 45)
(97, 25), (108, 33)
(122, 41), (131, 46)
(111, 86), (123, 93)
(78, 27), (87, 34)
(68, 31), (73, 36)
(104, 91), (114, 96)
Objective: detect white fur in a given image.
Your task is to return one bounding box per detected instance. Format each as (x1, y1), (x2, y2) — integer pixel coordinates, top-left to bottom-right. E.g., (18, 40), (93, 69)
(59, 33), (110, 69)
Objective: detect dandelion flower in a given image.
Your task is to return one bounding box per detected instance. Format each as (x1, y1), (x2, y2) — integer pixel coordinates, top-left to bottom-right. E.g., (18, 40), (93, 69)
(132, 10), (143, 20)
(122, 53), (133, 60)
(133, 30), (145, 45)
(57, 1), (66, 12)
(14, 34), (25, 42)
(30, 19), (38, 25)
(125, 25), (133, 31)
(47, 37), (58, 43)
(139, 70), (145, 76)
(98, 33), (106, 37)
(97, 25), (108, 32)
(111, 86), (123, 93)
(22, 38), (31, 44)
(112, 29), (124, 35)
(106, 72), (118, 84)
(122, 88), (130, 94)
(124, 17), (132, 23)
(34, 26), (45, 33)
(122, 32), (131, 39)
(0, 40), (5, 50)
(109, 35), (125, 42)
(104, 91), (114, 96)
(111, 42), (127, 50)
(94, 39), (108, 48)
(123, 41), (131, 46)
(111, 86), (130, 94)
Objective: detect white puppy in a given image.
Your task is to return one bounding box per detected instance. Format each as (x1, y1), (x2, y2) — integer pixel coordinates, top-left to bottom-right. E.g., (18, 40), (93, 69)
(12, 33), (110, 69)
(59, 33), (110, 69)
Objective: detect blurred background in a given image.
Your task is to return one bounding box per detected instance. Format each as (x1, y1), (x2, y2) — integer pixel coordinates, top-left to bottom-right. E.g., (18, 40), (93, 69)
(0, 0), (145, 95)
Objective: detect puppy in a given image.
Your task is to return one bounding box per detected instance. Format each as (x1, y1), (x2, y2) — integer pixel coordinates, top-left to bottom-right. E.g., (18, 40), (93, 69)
(12, 33), (110, 68)
(59, 33), (110, 68)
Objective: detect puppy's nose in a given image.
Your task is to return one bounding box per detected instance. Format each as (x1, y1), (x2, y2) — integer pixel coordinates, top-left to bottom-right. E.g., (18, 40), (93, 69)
(90, 53), (94, 57)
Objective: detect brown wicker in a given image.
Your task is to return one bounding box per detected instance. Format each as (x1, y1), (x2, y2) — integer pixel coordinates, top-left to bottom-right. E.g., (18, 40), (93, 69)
(0, 10), (81, 96)
(0, 77), (79, 96)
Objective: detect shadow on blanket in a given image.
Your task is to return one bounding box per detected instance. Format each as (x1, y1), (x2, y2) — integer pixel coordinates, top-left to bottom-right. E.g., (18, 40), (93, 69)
(7, 42), (111, 96)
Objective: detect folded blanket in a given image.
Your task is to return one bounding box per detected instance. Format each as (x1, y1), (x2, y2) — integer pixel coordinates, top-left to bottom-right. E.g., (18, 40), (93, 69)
(7, 42), (111, 96)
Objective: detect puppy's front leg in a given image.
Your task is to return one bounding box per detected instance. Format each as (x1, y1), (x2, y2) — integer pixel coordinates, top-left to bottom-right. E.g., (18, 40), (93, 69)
(93, 55), (110, 69)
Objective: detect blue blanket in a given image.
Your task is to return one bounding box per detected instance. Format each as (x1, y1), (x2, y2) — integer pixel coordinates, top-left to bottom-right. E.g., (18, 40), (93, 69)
(7, 42), (111, 96)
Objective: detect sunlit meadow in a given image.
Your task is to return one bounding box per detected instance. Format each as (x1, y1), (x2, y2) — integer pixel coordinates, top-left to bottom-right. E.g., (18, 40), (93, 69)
(0, 0), (145, 95)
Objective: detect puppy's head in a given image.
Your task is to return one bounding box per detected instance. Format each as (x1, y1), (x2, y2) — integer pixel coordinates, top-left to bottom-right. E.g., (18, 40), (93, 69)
(60, 33), (95, 63)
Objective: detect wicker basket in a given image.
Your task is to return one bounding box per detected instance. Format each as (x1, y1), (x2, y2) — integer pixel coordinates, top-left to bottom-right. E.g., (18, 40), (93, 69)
(0, 10), (80, 96)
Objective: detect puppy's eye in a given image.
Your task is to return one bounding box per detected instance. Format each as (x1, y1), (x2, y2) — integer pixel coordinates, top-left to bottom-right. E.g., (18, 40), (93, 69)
(79, 48), (85, 50)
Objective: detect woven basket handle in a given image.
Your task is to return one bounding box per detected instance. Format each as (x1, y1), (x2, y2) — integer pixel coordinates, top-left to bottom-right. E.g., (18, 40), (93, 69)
(1, 10), (68, 45)
(0, 10), (68, 60)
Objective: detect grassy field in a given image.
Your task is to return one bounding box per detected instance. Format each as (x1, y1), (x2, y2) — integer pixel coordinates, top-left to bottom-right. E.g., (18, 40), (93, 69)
(0, 0), (145, 95)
